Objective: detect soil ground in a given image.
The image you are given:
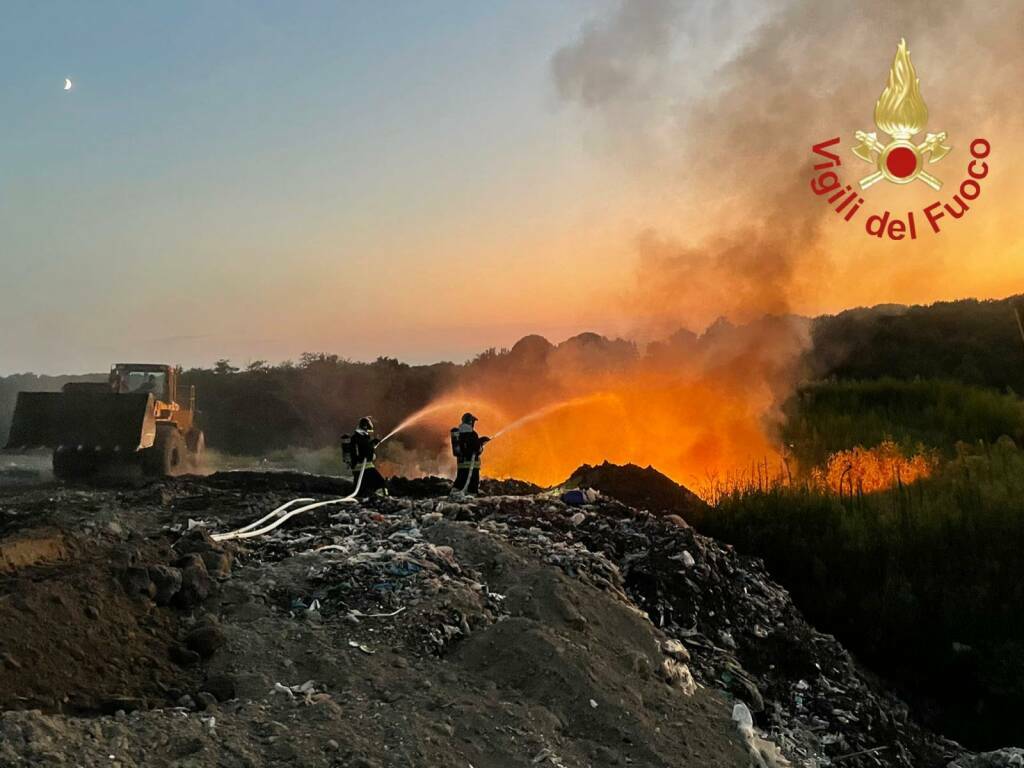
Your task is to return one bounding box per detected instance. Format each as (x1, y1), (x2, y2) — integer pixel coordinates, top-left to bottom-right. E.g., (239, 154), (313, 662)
(0, 475), (755, 768)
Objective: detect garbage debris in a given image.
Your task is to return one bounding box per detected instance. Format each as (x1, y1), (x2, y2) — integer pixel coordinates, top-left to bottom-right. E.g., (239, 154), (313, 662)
(271, 680), (325, 705)
(948, 750), (1024, 768)
(660, 658), (697, 695)
(0, 468), (993, 767)
(734, 702), (792, 768)
(560, 488), (599, 506)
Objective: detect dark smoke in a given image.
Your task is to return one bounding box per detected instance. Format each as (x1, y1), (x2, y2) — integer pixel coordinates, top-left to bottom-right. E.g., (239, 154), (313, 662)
(541, 1), (1024, 477)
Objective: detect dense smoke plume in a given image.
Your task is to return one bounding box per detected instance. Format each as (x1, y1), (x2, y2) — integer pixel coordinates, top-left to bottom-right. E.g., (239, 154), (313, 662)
(554, 0), (1023, 333)
(427, 0), (1024, 489)
(439, 0), (822, 487)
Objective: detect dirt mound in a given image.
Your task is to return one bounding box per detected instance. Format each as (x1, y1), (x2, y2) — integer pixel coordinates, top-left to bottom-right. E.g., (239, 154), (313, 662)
(433, 522), (747, 766)
(0, 500), (240, 720)
(433, 494), (969, 767)
(0, 476), (761, 767)
(0, 529), (68, 572)
(0, 472), (1003, 766)
(0, 535), (199, 714)
(563, 461), (709, 519)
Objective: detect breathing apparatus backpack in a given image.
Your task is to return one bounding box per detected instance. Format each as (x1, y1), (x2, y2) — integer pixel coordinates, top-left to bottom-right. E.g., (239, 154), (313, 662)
(341, 434), (354, 468)
(450, 428), (461, 459)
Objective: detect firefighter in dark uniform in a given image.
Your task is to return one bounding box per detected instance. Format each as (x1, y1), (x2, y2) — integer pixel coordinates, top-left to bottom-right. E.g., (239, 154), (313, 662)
(349, 417), (388, 497)
(451, 412), (489, 495)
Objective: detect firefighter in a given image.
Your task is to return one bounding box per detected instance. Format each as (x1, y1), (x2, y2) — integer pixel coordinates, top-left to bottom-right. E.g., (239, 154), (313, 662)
(349, 417), (388, 497)
(451, 412), (490, 495)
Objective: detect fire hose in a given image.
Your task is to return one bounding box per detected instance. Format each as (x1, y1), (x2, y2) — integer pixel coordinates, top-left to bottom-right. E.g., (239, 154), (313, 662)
(213, 497), (315, 538)
(210, 461), (368, 542)
(457, 455), (478, 495)
(210, 412), (499, 541)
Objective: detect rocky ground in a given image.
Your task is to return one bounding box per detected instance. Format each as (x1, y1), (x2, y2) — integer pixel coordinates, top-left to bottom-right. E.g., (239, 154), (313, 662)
(0, 467), (1019, 767)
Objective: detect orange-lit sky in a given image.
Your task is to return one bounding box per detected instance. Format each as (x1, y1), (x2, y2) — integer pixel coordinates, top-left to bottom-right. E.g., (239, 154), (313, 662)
(2, 1), (1022, 374)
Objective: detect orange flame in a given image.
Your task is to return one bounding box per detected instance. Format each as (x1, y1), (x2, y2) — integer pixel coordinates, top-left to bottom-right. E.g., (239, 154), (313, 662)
(472, 365), (786, 494)
(812, 440), (938, 494)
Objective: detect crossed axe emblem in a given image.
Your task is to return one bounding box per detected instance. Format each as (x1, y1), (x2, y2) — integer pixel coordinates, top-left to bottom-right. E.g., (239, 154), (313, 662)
(852, 130), (951, 190)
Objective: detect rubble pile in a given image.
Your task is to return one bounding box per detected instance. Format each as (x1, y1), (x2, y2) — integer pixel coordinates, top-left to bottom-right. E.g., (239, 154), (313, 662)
(446, 492), (964, 766)
(0, 469), (1016, 766)
(297, 505), (510, 655)
(0, 478), (754, 767)
(562, 462), (708, 521)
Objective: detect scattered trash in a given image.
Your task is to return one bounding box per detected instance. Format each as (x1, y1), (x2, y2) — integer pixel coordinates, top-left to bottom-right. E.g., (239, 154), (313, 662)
(347, 607), (406, 619)
(0, 468), (965, 767)
(530, 747), (567, 766)
(733, 702), (791, 768)
(660, 658), (697, 696)
(662, 638), (690, 662)
(733, 702), (754, 736)
(271, 680), (323, 705)
(948, 749), (1024, 768)
(560, 488), (598, 506)
(272, 682), (295, 699)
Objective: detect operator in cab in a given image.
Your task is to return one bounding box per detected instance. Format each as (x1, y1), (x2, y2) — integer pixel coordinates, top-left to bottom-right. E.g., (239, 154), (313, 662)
(135, 374), (159, 395)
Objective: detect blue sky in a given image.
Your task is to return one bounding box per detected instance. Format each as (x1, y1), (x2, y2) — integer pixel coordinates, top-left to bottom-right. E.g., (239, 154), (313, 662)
(0, 1), (615, 373)
(4, 1), (1019, 374)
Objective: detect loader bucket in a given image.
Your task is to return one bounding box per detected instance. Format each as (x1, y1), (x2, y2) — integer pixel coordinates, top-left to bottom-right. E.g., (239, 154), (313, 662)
(4, 392), (157, 452)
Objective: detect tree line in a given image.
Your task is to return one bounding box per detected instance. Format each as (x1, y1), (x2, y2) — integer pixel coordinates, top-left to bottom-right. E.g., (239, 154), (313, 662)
(3, 294), (1023, 452)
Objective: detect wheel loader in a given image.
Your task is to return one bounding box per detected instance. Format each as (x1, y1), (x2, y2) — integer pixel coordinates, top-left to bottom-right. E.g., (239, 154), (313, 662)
(3, 363), (204, 480)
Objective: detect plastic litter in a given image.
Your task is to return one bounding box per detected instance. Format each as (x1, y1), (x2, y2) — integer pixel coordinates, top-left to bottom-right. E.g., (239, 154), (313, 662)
(732, 702), (754, 737)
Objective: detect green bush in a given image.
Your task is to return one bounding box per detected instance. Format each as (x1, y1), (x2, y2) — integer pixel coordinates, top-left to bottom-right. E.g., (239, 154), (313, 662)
(703, 442), (1024, 749)
(783, 378), (1024, 468)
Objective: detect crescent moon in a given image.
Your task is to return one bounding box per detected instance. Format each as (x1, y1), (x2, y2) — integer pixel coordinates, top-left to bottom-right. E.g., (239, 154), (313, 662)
(64, 78), (73, 91)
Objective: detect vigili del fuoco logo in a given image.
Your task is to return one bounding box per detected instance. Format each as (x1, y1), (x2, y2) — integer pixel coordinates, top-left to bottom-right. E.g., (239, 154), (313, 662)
(810, 38), (990, 240)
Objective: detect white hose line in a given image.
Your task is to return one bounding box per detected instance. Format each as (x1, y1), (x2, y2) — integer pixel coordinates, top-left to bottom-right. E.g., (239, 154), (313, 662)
(224, 497), (316, 538)
(458, 456), (478, 495)
(211, 463), (368, 542)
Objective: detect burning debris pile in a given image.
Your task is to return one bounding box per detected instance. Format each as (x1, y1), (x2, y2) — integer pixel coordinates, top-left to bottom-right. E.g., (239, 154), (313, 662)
(0, 470), (1016, 766)
(562, 461), (709, 518)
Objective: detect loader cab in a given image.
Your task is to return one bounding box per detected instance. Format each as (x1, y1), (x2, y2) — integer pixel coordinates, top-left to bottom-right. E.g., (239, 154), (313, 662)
(111, 363), (196, 431)
(111, 364), (174, 403)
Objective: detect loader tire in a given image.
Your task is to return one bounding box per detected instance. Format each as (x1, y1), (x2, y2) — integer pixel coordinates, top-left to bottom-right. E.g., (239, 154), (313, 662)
(144, 429), (186, 478)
